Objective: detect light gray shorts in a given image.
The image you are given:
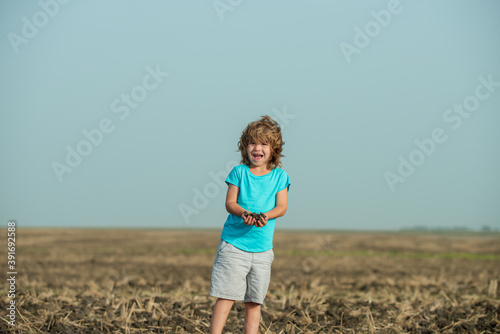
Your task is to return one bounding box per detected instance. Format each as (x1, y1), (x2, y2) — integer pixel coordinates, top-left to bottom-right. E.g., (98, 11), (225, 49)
(210, 239), (274, 304)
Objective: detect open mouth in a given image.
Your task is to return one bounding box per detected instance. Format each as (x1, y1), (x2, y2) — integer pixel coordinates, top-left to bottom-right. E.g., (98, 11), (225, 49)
(252, 153), (264, 161)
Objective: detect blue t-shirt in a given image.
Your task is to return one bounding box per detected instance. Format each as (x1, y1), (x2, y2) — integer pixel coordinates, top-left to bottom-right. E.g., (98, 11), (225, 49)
(221, 164), (290, 252)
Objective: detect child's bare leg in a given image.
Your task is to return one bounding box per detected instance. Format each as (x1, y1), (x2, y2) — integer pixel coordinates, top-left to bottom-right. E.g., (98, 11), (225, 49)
(210, 298), (235, 334)
(244, 302), (261, 334)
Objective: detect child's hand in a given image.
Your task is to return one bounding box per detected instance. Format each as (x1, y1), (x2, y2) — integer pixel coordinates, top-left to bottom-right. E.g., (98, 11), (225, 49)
(254, 215), (268, 228)
(242, 211), (256, 226)
(242, 210), (267, 227)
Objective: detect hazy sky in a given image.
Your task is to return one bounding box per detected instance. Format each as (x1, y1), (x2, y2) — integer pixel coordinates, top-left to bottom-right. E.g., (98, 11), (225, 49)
(1, 1), (499, 230)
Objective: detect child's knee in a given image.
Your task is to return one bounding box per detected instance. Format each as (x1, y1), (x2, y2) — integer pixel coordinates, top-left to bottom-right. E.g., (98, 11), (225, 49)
(244, 301), (261, 309)
(216, 298), (235, 305)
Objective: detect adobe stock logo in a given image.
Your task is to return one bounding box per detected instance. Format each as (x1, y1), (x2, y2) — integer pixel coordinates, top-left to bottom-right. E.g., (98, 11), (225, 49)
(7, 0), (71, 54)
(213, 0), (244, 21)
(384, 74), (499, 192)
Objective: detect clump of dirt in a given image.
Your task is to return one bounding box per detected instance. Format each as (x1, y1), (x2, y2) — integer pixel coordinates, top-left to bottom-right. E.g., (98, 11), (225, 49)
(243, 210), (267, 225)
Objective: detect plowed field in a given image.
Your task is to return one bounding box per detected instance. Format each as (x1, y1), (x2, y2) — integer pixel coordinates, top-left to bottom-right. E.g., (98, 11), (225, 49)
(1, 229), (499, 333)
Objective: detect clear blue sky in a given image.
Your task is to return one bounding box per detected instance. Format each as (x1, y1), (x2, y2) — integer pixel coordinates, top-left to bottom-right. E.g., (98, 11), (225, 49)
(1, 0), (499, 230)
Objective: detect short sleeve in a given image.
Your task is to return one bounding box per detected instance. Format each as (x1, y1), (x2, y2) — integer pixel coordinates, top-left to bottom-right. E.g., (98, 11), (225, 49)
(278, 170), (290, 192)
(225, 166), (240, 188)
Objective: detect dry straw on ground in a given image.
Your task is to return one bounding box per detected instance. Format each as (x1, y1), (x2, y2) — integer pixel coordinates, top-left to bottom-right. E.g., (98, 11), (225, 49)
(1, 229), (499, 333)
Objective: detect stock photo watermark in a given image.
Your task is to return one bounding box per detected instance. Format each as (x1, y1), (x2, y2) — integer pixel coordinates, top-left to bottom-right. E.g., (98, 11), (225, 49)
(51, 64), (169, 183)
(384, 74), (499, 192)
(7, 0), (72, 54)
(213, 0), (244, 21)
(6, 220), (17, 327)
(339, 0), (414, 64)
(178, 106), (296, 225)
(178, 160), (239, 225)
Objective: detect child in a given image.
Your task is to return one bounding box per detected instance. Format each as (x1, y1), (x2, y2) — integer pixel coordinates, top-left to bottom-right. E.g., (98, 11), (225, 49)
(209, 115), (290, 334)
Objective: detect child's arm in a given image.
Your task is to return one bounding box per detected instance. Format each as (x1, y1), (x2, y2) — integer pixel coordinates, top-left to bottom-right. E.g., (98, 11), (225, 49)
(225, 184), (248, 217)
(225, 184), (260, 226)
(264, 188), (288, 220)
(253, 188), (288, 228)
(225, 184), (288, 227)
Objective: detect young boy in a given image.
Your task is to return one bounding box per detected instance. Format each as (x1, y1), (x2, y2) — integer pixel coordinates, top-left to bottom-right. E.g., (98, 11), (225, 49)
(209, 115), (290, 334)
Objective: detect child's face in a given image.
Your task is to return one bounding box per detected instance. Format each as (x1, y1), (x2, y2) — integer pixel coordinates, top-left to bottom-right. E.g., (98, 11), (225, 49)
(247, 139), (272, 168)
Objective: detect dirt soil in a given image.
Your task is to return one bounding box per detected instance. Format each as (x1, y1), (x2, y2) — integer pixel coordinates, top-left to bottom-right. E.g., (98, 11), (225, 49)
(1, 229), (499, 333)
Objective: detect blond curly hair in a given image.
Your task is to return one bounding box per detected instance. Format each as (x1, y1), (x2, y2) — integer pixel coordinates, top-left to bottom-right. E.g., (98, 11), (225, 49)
(237, 115), (285, 169)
